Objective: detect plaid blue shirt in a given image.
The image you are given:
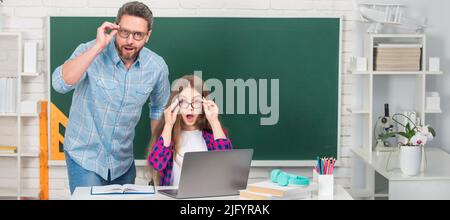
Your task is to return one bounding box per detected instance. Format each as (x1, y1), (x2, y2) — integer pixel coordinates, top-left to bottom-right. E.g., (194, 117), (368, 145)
(52, 39), (170, 180)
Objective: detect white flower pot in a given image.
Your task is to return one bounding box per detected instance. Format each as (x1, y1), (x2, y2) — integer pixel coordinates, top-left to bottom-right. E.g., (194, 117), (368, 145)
(399, 145), (422, 176)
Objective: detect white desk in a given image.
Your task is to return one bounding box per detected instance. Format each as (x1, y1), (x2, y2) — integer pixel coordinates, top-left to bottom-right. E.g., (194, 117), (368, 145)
(71, 184), (353, 200)
(352, 147), (450, 199)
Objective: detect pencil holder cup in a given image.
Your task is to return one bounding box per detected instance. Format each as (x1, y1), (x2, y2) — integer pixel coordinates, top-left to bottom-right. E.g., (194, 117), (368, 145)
(313, 169), (334, 196)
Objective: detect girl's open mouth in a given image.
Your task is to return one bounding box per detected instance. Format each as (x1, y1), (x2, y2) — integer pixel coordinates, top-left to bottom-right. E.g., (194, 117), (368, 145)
(186, 114), (194, 122)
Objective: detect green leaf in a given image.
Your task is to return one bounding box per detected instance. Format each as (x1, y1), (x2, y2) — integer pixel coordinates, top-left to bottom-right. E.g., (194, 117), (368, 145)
(404, 123), (415, 138)
(409, 130), (416, 138)
(429, 127), (436, 137)
(396, 132), (411, 139)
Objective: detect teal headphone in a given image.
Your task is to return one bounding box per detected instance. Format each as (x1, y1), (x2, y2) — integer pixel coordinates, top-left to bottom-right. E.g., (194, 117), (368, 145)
(270, 169), (310, 186)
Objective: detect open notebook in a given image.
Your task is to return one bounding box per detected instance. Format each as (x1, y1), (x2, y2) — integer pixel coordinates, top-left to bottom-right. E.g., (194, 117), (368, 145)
(91, 184), (155, 195)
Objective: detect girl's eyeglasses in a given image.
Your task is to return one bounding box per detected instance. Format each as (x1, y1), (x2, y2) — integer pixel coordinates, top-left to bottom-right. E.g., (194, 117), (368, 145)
(179, 100), (203, 109)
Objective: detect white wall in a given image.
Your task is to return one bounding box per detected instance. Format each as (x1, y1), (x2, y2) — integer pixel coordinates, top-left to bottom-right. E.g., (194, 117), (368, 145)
(0, 0), (354, 199)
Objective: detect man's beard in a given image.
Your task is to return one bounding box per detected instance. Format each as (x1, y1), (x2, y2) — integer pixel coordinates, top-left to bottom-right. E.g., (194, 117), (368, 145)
(116, 42), (141, 62)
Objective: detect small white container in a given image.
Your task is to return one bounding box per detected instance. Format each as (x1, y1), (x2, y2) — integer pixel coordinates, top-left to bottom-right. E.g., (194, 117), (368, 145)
(429, 57), (440, 72)
(356, 57), (367, 71)
(313, 169), (334, 197)
(23, 41), (38, 74)
(426, 92), (440, 111)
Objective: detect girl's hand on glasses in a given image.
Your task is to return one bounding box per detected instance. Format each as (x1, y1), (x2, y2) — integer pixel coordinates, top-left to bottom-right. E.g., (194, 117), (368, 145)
(95, 21), (120, 51)
(202, 98), (219, 124)
(164, 98), (180, 128)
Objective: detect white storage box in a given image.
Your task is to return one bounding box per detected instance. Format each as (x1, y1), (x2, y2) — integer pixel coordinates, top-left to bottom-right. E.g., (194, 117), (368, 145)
(20, 100), (40, 114)
(426, 92), (440, 111)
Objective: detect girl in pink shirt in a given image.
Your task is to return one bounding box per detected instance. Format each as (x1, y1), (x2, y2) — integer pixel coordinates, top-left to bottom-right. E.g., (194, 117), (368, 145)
(147, 75), (233, 186)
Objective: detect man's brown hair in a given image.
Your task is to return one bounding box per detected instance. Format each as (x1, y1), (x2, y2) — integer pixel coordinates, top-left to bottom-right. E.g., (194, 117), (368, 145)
(116, 1), (153, 31)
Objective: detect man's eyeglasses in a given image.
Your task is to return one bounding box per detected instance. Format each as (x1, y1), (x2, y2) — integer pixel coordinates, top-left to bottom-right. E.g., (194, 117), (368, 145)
(117, 28), (147, 41)
(179, 100), (203, 109)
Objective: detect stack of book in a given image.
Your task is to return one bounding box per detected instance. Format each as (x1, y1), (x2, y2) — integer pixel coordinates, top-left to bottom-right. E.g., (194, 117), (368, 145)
(374, 44), (422, 71)
(0, 146), (17, 154)
(239, 180), (318, 200)
(0, 77), (17, 113)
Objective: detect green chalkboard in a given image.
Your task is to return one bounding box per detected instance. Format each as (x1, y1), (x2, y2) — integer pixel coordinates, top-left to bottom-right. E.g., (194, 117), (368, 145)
(50, 17), (341, 162)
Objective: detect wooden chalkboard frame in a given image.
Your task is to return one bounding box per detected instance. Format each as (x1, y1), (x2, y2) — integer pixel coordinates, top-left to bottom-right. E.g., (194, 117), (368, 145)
(47, 15), (342, 167)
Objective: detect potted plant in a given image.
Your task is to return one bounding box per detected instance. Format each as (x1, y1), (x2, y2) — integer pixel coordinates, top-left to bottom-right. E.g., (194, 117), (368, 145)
(382, 113), (436, 176)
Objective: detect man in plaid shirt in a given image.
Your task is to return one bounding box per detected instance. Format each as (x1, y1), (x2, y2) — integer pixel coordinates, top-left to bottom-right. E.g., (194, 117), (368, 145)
(52, 1), (169, 194)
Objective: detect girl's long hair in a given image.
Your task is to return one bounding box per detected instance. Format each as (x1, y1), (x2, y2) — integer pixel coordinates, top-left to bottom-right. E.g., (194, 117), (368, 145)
(147, 74), (211, 185)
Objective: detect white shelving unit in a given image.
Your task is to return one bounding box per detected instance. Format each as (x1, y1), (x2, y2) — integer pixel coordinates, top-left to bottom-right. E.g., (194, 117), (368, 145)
(0, 32), (40, 200)
(348, 34), (444, 199)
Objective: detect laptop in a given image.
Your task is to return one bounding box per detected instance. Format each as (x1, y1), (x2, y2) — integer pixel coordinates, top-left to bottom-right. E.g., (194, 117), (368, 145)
(158, 149), (253, 199)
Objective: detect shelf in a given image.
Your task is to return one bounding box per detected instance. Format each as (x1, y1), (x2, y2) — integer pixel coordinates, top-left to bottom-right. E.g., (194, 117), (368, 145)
(346, 107), (369, 114)
(0, 32), (21, 37)
(0, 153), (18, 157)
(425, 109), (442, 114)
(0, 113), (18, 117)
(373, 193), (389, 198)
(423, 71), (444, 75)
(0, 153), (38, 158)
(21, 72), (40, 77)
(347, 70), (370, 75)
(0, 113), (39, 117)
(351, 71), (443, 75)
(0, 188), (38, 199)
(0, 188), (18, 197)
(0, 149), (38, 157)
(358, 3), (406, 7)
(374, 183), (389, 198)
(352, 147), (450, 181)
(20, 189), (39, 199)
(374, 191), (389, 198)
(48, 160), (66, 166)
(20, 113), (39, 117)
(351, 33), (446, 200)
(1, 32), (40, 201)
(21, 149), (39, 157)
(370, 34), (424, 38)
